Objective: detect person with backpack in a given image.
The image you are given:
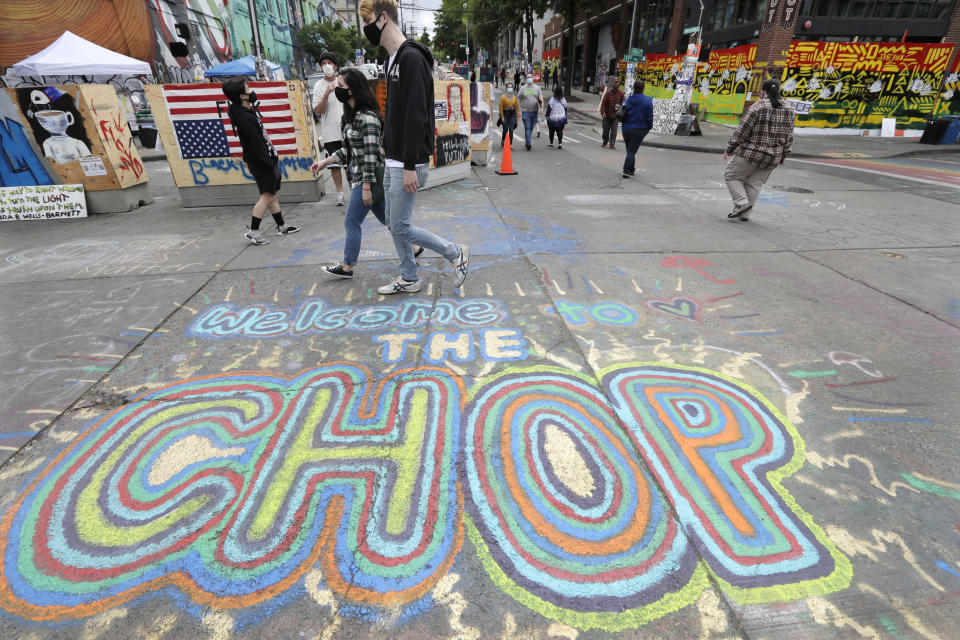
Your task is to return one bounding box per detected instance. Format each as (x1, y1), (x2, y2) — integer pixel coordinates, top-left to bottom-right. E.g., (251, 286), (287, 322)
(359, 0), (469, 294)
(310, 68), (423, 279)
(221, 78), (300, 245)
(619, 80), (654, 178)
(599, 81), (625, 149)
(545, 85), (568, 149)
(724, 79), (795, 221)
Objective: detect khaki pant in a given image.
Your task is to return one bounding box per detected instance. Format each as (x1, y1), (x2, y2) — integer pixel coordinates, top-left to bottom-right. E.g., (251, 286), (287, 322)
(724, 154), (773, 208)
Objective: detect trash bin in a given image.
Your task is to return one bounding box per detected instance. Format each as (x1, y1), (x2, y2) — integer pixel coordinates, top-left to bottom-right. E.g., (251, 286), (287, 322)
(919, 118), (950, 145)
(940, 116), (960, 145)
(675, 114), (696, 136)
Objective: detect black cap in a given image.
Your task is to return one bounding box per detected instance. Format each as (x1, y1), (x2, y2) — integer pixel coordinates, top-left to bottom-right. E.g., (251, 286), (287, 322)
(222, 77), (246, 104)
(318, 51), (339, 67)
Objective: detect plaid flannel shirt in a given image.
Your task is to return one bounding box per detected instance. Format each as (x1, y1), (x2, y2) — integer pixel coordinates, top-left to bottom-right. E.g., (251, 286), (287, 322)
(332, 109), (384, 190)
(725, 97), (795, 170)
(600, 88), (624, 119)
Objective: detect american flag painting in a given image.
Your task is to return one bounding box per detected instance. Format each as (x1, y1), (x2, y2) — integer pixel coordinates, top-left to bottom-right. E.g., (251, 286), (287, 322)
(162, 82), (298, 159)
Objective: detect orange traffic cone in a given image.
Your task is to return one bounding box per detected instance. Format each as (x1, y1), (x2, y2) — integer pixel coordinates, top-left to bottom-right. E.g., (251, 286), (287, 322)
(496, 132), (518, 176)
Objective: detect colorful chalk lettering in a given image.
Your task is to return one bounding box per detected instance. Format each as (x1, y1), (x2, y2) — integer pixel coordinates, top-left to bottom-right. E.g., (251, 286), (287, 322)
(0, 363), (850, 629)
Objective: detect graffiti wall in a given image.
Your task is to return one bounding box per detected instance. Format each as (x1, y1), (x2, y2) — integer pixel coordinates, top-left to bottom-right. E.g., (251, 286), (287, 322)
(781, 41), (955, 130)
(636, 52), (684, 100)
(3, 85), (146, 191)
(934, 51), (960, 118)
(693, 44), (756, 126)
(433, 79), (472, 169)
(148, 0), (233, 83)
(469, 82), (492, 154)
(145, 81), (316, 189)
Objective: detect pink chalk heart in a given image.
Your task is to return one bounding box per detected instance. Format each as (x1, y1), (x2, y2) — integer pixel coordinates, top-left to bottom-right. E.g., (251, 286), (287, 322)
(646, 297), (701, 322)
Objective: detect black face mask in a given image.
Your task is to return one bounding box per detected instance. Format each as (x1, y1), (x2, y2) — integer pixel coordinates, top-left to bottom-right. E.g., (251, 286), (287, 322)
(334, 87), (351, 104)
(364, 16), (384, 46)
(245, 91), (258, 105)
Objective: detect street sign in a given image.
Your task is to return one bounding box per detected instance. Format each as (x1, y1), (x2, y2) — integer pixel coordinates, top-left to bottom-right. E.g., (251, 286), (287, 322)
(625, 54), (643, 63)
(630, 48), (643, 56)
(683, 26), (701, 35)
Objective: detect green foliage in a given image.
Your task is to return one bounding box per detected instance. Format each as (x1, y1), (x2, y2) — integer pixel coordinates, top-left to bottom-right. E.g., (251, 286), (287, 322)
(296, 20), (389, 67)
(432, 0), (468, 63)
(417, 30), (432, 49)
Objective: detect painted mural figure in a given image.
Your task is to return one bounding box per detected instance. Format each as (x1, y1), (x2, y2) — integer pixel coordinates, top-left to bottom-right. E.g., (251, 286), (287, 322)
(17, 88), (93, 165)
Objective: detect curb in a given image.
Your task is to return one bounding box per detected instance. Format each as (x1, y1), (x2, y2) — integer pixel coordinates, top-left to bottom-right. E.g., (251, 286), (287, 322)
(586, 124), (960, 160)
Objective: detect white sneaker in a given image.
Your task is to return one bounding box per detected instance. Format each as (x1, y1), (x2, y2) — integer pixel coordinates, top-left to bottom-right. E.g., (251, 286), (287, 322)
(336, 192), (345, 206)
(276, 224), (300, 235)
(244, 229), (270, 245)
(451, 245), (469, 288)
(377, 277), (421, 295)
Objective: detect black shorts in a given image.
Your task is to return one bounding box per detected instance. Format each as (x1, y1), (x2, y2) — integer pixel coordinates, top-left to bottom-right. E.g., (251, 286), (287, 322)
(248, 160), (282, 194)
(324, 140), (343, 167)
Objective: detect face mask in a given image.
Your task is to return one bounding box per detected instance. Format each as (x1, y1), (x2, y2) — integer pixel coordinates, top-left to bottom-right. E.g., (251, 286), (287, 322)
(245, 91), (258, 105)
(334, 86), (351, 104)
(506, 87), (513, 94)
(322, 63), (335, 77)
(526, 77), (533, 85)
(364, 15), (384, 46)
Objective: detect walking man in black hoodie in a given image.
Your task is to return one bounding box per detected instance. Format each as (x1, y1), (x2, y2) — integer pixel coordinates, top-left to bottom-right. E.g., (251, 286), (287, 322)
(221, 78), (299, 245)
(359, 0), (469, 294)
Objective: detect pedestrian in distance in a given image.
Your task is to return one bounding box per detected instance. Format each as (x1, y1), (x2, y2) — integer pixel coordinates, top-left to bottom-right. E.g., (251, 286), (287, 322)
(619, 80), (654, 178)
(517, 74), (543, 151)
(498, 82), (519, 147)
(600, 81), (625, 149)
(724, 79), (794, 221)
(545, 85), (567, 149)
(312, 51), (347, 206)
(499, 67), (506, 87)
(310, 68), (424, 279)
(359, 0), (469, 294)
(552, 66), (559, 91)
(221, 78), (299, 245)
(513, 69), (521, 90)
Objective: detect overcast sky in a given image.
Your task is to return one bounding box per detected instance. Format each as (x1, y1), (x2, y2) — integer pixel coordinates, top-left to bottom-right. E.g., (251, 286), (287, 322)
(402, 0), (441, 36)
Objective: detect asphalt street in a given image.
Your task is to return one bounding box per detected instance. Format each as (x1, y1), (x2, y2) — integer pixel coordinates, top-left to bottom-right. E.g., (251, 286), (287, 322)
(1, 107), (959, 640)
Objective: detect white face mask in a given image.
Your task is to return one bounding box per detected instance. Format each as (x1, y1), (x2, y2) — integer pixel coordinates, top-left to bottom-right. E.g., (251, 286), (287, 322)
(322, 63), (335, 77)
(526, 77), (533, 85)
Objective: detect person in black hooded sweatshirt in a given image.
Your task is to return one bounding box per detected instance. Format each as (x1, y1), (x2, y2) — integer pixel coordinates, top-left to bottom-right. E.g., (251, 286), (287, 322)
(359, 0), (469, 295)
(221, 77), (299, 245)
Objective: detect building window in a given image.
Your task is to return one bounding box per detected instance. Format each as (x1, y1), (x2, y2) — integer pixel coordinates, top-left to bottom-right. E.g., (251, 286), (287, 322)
(707, 0), (762, 31)
(800, 0), (952, 18)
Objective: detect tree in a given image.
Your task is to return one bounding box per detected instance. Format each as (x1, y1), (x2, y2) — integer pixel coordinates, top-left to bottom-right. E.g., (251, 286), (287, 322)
(417, 29), (432, 49)
(297, 20), (363, 69)
(498, 0), (550, 67)
(433, 0), (468, 63)
(296, 19), (388, 67)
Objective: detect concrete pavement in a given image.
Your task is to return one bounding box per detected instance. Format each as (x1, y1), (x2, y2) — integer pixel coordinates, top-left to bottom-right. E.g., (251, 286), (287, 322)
(0, 124), (959, 639)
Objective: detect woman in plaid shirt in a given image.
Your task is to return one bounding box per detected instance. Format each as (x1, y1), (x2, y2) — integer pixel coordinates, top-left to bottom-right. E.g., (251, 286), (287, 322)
(724, 79), (795, 221)
(311, 68), (421, 278)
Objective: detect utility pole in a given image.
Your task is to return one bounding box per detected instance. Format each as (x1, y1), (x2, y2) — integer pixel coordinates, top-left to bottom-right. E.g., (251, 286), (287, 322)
(463, 2), (469, 66)
(627, 0), (639, 52)
(248, 0), (266, 79)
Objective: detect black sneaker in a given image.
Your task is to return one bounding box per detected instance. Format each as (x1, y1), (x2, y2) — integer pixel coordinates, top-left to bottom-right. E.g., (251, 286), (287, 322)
(322, 263), (353, 278)
(526, 143), (532, 151)
(414, 245), (425, 258)
(728, 203), (753, 220)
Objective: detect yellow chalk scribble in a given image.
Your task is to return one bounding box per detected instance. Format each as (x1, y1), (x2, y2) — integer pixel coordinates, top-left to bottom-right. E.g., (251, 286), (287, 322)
(826, 525), (943, 591)
(432, 572), (481, 640)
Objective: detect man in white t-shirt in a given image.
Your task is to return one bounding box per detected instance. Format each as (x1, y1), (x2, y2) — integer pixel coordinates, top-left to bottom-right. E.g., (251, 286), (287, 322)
(312, 51), (345, 206)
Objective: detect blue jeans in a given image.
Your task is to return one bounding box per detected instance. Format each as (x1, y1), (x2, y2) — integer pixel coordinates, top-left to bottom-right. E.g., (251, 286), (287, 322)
(384, 165), (459, 282)
(622, 128), (650, 174)
(342, 183), (386, 266)
(501, 114), (517, 145)
(521, 111), (538, 144)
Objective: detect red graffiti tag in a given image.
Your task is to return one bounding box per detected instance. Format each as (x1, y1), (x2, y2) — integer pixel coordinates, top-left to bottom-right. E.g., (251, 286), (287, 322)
(97, 111), (144, 181)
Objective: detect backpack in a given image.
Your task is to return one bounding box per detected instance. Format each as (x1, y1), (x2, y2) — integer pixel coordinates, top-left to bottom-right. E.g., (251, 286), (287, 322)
(547, 97), (567, 124)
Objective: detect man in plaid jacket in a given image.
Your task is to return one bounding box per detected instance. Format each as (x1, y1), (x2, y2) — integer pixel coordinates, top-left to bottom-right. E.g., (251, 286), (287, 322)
(599, 82), (625, 149)
(724, 79), (795, 221)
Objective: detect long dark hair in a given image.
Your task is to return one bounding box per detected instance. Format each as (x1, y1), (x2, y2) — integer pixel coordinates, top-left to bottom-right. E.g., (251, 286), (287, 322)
(762, 79), (782, 108)
(633, 80), (645, 94)
(340, 68), (382, 128)
(553, 85), (563, 99)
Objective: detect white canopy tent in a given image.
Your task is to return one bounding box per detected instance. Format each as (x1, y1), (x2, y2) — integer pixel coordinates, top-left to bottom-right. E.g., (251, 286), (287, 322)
(11, 30), (151, 77)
